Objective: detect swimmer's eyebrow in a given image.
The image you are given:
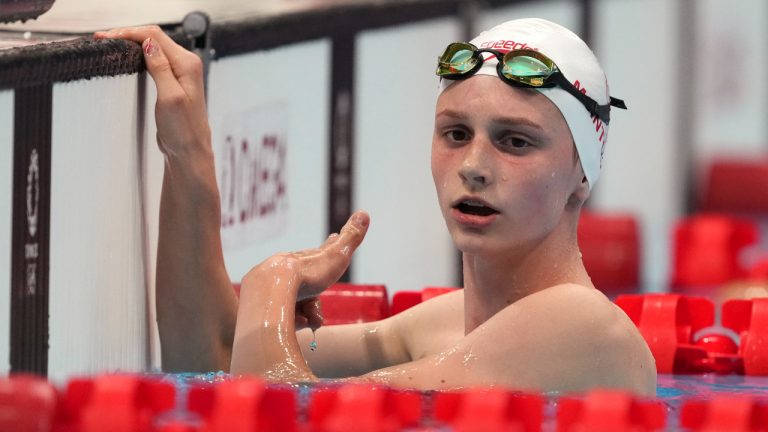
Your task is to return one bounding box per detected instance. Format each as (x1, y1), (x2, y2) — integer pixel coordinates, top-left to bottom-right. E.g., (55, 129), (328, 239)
(490, 115), (545, 131)
(435, 109), (544, 131)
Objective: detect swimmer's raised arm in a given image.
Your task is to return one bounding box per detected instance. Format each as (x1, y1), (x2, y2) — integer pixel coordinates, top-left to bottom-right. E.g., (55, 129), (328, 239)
(95, 27), (237, 372)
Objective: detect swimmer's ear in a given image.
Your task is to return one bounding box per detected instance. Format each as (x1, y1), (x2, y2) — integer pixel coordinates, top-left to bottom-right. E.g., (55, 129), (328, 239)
(567, 175), (591, 209)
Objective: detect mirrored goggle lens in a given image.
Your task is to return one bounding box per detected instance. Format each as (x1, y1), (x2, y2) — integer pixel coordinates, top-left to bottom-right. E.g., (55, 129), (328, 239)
(500, 51), (555, 87)
(437, 43), (478, 76)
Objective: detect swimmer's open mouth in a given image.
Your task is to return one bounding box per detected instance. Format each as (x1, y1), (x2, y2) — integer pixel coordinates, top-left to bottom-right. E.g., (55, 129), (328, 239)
(453, 199), (500, 216)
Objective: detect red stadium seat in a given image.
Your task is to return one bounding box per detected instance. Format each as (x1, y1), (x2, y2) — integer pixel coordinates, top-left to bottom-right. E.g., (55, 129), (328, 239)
(577, 211), (641, 294)
(390, 291), (422, 315)
(318, 283), (389, 325)
(670, 214), (758, 289)
(750, 259), (768, 281)
(699, 158), (768, 214)
(234, 282), (389, 325)
(391, 287), (459, 315)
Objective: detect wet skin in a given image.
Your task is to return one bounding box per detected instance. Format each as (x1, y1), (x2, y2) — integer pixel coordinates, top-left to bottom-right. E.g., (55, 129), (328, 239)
(95, 27), (657, 395)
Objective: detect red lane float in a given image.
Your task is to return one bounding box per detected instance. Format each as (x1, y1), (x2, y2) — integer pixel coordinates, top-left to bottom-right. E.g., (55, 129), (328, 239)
(557, 389), (666, 432)
(722, 298), (768, 375)
(59, 374), (176, 432)
(615, 294), (746, 374)
(187, 377), (296, 432)
(308, 383), (421, 432)
(680, 395), (768, 431)
(433, 388), (543, 432)
(0, 374), (58, 432)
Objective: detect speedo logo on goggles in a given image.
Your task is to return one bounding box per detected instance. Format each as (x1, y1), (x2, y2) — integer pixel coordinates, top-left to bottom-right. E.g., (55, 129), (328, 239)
(436, 42), (626, 124)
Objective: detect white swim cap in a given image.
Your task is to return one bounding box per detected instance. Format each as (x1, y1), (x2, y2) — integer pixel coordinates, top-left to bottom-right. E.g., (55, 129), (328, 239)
(439, 18), (616, 188)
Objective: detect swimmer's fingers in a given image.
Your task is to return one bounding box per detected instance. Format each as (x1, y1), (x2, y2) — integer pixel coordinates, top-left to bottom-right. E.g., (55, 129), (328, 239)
(94, 26), (204, 99)
(96, 26), (209, 156)
(94, 26), (190, 70)
(294, 298), (323, 331)
(301, 298), (324, 331)
(139, 38), (186, 103)
(297, 211), (369, 297)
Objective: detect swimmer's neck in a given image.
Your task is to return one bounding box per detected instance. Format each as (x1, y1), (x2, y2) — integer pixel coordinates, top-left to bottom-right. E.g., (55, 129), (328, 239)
(461, 227), (592, 334)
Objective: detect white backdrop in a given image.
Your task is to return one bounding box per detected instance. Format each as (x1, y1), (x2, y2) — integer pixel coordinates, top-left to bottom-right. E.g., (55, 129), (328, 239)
(693, 0), (768, 162)
(208, 40), (332, 282)
(48, 76), (150, 381)
(353, 18), (462, 293)
(0, 90), (13, 374)
(591, 0), (682, 292)
(478, 0), (580, 33)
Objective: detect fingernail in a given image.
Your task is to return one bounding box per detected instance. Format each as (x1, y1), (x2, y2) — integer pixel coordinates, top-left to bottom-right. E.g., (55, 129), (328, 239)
(143, 38), (157, 57)
(352, 212), (368, 227)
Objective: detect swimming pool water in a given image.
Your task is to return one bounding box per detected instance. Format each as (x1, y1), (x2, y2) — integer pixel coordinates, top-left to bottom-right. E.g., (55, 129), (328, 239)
(158, 372), (768, 431)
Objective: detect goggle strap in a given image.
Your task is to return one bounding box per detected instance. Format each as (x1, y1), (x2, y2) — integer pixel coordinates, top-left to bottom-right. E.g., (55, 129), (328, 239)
(594, 105), (611, 124)
(610, 97), (627, 110)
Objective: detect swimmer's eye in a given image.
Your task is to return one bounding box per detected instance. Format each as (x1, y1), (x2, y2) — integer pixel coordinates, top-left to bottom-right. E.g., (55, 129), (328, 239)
(497, 135), (533, 151)
(444, 128), (471, 143)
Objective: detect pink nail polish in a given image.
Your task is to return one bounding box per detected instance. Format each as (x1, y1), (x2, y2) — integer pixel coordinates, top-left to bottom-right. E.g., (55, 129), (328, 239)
(144, 39), (156, 57)
(352, 212), (369, 227)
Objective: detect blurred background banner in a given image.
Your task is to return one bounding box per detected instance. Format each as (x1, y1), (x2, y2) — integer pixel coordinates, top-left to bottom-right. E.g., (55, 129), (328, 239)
(217, 104), (290, 250)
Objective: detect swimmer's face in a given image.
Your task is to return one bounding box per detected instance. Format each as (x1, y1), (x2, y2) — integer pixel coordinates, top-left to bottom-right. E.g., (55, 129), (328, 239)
(432, 75), (587, 257)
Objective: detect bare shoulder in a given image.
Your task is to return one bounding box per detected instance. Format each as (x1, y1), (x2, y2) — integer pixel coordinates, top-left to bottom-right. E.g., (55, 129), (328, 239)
(391, 289), (465, 360)
(474, 284), (657, 396)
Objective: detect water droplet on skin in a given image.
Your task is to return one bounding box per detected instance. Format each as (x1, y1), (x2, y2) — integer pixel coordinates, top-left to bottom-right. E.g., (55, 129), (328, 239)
(309, 329), (318, 351)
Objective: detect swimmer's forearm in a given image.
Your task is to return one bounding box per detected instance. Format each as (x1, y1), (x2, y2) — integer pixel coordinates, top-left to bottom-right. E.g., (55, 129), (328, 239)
(230, 265), (316, 381)
(156, 149), (238, 372)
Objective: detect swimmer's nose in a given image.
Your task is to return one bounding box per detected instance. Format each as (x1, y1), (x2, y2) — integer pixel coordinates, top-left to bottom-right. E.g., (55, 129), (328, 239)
(458, 141), (493, 189)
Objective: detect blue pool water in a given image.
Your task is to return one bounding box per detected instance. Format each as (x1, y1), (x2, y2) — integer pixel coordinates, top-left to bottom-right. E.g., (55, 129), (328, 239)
(157, 372), (768, 431)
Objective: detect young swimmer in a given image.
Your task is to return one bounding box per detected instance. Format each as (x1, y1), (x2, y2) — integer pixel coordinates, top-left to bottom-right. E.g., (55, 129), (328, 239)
(96, 18), (656, 395)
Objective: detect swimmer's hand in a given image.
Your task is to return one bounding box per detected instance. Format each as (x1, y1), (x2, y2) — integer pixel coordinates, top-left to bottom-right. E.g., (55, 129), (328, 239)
(295, 297), (323, 331)
(94, 26), (211, 159)
(232, 211), (369, 378)
(242, 211), (370, 302)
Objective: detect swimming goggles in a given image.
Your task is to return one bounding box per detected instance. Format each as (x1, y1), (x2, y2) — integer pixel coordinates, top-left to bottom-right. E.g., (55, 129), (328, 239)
(436, 42), (626, 124)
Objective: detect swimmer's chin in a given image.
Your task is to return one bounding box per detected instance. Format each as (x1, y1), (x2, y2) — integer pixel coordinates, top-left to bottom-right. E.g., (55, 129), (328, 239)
(449, 232), (506, 256)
